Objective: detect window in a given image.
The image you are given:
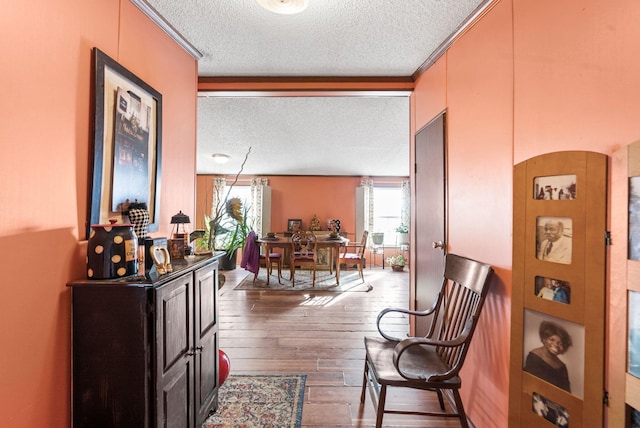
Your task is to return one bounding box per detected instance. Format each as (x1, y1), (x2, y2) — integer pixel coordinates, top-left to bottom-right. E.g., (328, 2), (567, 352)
(373, 187), (403, 246)
(225, 185), (253, 226)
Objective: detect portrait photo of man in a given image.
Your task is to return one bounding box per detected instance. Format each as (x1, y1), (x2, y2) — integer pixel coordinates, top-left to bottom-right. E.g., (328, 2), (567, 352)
(536, 217), (572, 264)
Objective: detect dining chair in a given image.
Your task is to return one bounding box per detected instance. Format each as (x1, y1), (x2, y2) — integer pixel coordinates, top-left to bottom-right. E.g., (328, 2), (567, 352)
(338, 230), (368, 282)
(254, 252), (282, 284)
(360, 253), (493, 428)
(290, 230), (317, 286)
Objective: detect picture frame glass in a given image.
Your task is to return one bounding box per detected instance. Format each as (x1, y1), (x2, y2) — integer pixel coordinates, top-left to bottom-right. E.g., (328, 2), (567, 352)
(629, 290), (640, 378)
(629, 176), (640, 260)
(523, 309), (585, 398)
(288, 219), (302, 232)
(534, 275), (571, 305)
(532, 392), (569, 427)
(533, 174), (576, 200)
(536, 216), (572, 264)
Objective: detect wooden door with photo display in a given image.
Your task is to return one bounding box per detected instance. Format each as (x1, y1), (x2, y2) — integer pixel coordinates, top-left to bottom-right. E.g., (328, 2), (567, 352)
(509, 151), (607, 427)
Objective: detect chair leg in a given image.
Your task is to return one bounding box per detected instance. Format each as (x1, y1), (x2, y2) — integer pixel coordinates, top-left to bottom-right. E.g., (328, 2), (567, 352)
(376, 384), (387, 428)
(360, 360), (369, 403)
(266, 257), (272, 276)
(276, 260), (282, 284)
(452, 389), (469, 428)
(436, 389), (445, 410)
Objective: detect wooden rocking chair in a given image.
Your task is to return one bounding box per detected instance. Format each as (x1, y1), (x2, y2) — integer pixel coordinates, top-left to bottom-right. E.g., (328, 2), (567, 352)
(360, 253), (493, 427)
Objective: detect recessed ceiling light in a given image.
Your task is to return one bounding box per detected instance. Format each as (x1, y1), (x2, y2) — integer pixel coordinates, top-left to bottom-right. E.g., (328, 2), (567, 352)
(212, 153), (231, 164)
(256, 0), (309, 15)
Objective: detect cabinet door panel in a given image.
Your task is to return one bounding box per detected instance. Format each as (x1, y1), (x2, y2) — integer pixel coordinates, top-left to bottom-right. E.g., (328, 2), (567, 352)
(156, 273), (194, 427)
(194, 263), (219, 423)
(161, 359), (193, 428)
(158, 275), (192, 372)
(197, 265), (217, 336)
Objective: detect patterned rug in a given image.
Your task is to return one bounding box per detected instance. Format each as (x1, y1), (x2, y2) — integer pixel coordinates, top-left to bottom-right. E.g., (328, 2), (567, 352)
(234, 267), (373, 292)
(203, 374), (306, 428)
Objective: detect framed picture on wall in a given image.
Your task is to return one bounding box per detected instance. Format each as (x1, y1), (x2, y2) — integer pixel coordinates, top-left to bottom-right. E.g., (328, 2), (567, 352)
(288, 219), (302, 232)
(88, 47), (162, 239)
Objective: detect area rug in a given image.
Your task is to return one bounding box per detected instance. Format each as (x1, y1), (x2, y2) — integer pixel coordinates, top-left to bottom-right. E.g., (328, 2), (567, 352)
(203, 374), (306, 428)
(234, 268), (373, 292)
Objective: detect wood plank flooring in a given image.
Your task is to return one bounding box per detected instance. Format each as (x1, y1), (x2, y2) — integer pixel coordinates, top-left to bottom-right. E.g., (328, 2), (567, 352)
(217, 265), (462, 427)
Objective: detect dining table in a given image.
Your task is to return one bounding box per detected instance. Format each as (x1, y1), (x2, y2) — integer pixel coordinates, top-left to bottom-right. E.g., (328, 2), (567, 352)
(256, 234), (349, 286)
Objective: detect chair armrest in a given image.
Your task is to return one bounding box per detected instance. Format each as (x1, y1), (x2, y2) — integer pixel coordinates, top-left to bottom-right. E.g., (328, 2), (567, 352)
(375, 305), (438, 341)
(391, 317), (476, 381)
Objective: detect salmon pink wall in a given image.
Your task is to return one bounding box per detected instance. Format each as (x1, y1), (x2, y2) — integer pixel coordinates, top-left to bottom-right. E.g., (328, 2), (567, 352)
(412, 0), (640, 426)
(196, 175), (394, 238)
(268, 176), (362, 235)
(512, 0), (640, 162)
(445, 1), (514, 425)
(0, 1), (197, 427)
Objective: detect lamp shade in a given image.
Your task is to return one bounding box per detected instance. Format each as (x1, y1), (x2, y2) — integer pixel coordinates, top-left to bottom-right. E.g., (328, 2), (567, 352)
(170, 210), (190, 224)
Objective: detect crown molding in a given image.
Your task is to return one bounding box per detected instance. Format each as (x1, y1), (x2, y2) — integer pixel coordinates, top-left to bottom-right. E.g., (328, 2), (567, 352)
(130, 0), (203, 60)
(412, 0), (495, 79)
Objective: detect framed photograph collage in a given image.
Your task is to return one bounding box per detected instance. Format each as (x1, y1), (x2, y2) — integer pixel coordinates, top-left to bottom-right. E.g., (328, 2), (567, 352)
(510, 151), (607, 427)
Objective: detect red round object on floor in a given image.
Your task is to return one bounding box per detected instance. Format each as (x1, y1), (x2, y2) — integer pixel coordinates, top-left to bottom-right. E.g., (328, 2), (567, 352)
(219, 349), (230, 385)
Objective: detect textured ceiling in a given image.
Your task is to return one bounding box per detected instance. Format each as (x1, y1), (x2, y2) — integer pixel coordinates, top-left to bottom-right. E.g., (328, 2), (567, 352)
(142, 0), (491, 176)
(197, 96), (410, 176)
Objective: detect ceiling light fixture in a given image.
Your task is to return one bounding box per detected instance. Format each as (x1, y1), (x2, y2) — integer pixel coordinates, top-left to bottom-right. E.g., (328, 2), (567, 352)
(212, 153), (231, 164)
(256, 0), (309, 15)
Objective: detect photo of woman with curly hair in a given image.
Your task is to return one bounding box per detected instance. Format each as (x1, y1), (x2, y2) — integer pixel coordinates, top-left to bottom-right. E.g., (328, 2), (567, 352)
(523, 310), (585, 398)
(524, 321), (573, 392)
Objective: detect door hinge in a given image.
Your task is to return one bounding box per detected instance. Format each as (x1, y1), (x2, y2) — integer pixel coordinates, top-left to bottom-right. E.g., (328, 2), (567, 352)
(603, 389), (609, 406)
(605, 231), (611, 246)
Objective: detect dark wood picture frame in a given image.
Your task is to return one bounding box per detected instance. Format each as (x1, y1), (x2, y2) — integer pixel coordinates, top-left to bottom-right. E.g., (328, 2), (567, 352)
(288, 218), (302, 232)
(87, 47), (162, 239)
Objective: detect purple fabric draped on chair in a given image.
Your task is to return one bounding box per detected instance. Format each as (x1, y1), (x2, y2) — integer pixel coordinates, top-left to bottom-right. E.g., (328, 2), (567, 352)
(241, 230), (260, 274)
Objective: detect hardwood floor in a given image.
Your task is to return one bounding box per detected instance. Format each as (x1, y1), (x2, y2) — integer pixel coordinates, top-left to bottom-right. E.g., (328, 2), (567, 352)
(217, 265), (463, 427)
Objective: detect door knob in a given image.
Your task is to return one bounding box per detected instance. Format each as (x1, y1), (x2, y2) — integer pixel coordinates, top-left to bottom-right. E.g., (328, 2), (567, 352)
(432, 241), (444, 249)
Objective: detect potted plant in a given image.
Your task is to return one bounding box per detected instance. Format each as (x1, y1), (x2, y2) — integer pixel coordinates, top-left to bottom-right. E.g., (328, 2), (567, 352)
(216, 198), (253, 270)
(199, 147), (252, 257)
(386, 254), (407, 272)
(370, 232), (384, 246)
(395, 224), (409, 245)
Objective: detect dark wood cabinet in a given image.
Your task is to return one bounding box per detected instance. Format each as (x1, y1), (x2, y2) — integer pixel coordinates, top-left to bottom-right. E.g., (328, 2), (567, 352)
(69, 256), (219, 428)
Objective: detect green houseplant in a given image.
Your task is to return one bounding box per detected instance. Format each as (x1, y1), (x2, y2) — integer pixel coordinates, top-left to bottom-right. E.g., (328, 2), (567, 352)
(220, 198), (252, 256)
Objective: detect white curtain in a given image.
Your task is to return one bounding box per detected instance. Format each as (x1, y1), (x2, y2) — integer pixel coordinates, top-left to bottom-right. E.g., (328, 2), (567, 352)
(211, 177), (226, 220)
(401, 180), (410, 231)
(250, 178), (269, 237)
(360, 179), (374, 247)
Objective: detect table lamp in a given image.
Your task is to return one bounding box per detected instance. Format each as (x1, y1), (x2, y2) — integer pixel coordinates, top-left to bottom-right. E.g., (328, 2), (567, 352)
(170, 210), (191, 257)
